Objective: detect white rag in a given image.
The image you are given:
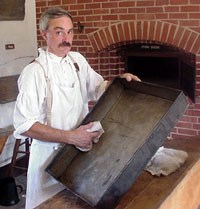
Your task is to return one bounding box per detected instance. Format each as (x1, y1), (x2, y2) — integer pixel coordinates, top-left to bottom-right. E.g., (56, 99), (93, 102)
(76, 121), (104, 152)
(144, 146), (188, 177)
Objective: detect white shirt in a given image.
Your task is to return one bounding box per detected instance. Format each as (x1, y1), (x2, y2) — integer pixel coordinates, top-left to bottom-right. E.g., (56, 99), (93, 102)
(13, 48), (107, 138)
(12, 48), (108, 209)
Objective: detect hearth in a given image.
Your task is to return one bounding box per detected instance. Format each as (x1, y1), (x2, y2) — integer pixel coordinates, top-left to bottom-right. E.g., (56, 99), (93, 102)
(121, 43), (196, 102)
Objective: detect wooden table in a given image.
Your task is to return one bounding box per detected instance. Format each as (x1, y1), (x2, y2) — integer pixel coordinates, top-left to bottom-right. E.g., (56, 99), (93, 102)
(0, 135), (8, 154)
(35, 137), (200, 209)
(0, 74), (19, 104)
(0, 75), (18, 152)
(0, 126), (14, 154)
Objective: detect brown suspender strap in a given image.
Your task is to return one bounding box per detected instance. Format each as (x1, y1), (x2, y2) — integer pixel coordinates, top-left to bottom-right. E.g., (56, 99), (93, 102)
(34, 60), (52, 126)
(68, 54), (79, 72)
(34, 55), (80, 127)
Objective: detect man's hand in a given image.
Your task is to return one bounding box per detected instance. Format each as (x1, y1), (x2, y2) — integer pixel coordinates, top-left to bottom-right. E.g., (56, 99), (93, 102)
(70, 122), (100, 149)
(120, 73), (141, 82)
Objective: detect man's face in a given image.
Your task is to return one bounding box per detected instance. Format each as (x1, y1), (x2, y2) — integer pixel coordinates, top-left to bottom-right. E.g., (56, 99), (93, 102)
(41, 16), (74, 57)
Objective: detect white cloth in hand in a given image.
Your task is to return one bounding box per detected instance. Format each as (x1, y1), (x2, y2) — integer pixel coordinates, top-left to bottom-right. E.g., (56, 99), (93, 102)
(144, 146), (188, 177)
(86, 121), (104, 143)
(76, 121), (104, 152)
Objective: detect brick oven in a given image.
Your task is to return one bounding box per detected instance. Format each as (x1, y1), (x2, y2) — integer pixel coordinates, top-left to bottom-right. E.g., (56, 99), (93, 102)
(123, 42), (196, 102)
(36, 0), (200, 139)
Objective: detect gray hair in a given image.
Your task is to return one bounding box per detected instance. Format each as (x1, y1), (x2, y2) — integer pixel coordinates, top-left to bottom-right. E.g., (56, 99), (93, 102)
(39, 7), (73, 31)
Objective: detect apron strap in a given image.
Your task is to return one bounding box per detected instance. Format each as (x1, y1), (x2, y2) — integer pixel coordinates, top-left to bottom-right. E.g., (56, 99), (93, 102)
(34, 54), (80, 127)
(68, 54), (82, 96)
(68, 54), (80, 72)
(34, 60), (52, 126)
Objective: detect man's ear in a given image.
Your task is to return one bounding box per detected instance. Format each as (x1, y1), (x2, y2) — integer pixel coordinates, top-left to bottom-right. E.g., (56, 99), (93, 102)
(41, 30), (47, 41)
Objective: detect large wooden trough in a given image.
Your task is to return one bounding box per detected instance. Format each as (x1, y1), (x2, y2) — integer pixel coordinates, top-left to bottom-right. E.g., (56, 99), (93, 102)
(46, 78), (188, 209)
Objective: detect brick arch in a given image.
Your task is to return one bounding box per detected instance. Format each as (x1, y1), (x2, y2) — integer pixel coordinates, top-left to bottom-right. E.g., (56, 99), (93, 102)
(88, 20), (200, 55)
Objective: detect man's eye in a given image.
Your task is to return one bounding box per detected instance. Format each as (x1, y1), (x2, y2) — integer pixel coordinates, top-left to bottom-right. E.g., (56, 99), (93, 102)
(56, 31), (63, 35)
(68, 30), (74, 34)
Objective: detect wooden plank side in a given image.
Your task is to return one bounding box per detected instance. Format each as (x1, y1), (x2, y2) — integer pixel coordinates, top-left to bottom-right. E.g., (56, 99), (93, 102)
(46, 78), (188, 208)
(0, 75), (19, 103)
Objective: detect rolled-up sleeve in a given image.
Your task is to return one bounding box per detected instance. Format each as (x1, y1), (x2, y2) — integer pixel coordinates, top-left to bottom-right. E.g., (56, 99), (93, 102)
(13, 64), (46, 139)
(87, 69), (107, 101)
(78, 54), (107, 101)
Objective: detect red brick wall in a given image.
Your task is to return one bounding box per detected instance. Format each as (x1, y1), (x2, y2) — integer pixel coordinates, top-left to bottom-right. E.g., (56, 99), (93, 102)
(35, 0), (200, 138)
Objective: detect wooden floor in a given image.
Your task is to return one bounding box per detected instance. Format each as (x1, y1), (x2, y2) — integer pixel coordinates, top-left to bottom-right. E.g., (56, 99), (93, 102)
(0, 174), (27, 209)
(0, 157), (28, 209)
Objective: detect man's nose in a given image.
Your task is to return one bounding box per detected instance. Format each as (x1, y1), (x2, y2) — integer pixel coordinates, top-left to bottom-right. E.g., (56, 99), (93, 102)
(62, 32), (69, 41)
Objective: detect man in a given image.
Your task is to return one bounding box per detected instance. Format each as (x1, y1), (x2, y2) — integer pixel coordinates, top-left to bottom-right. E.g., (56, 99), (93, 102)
(13, 7), (140, 209)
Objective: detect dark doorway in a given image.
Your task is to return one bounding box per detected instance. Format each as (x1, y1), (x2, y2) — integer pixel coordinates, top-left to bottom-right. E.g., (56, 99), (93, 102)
(124, 43), (196, 102)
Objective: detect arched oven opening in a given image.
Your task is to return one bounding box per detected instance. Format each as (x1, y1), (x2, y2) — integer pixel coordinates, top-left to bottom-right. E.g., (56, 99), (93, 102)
(122, 43), (196, 102)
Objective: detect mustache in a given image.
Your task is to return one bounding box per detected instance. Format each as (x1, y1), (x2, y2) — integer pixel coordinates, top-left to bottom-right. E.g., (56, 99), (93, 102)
(58, 41), (71, 47)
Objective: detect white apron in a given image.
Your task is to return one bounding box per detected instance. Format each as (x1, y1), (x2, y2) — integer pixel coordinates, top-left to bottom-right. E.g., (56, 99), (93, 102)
(25, 52), (87, 209)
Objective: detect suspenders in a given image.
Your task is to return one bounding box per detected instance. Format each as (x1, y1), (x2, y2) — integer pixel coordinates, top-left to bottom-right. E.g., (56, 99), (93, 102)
(34, 60), (52, 126)
(34, 54), (80, 127)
